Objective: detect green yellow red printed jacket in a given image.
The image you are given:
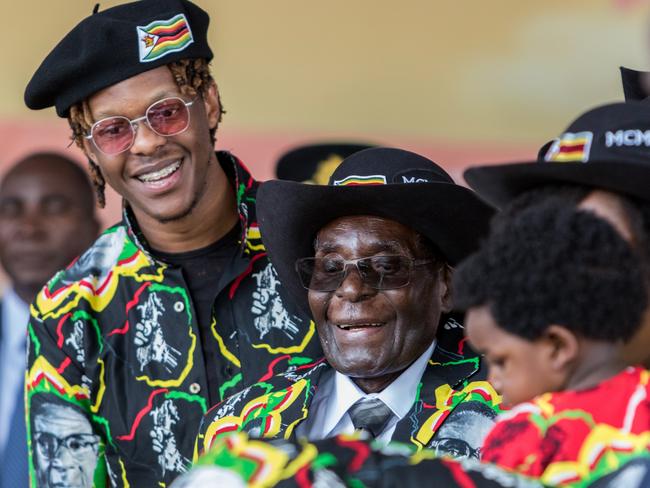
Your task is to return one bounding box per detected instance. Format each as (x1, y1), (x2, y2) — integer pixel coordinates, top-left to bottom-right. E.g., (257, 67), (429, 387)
(196, 320), (502, 458)
(175, 432), (544, 488)
(25, 152), (322, 488)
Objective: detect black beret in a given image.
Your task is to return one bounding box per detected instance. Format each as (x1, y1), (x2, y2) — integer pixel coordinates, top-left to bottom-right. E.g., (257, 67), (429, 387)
(24, 0), (213, 117)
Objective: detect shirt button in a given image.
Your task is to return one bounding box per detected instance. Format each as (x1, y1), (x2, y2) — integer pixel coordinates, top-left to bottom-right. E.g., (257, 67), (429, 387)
(189, 383), (201, 394)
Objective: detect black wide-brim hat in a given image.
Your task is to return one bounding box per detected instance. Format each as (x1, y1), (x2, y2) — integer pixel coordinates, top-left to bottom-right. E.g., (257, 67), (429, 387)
(464, 102), (650, 209)
(258, 147), (495, 315)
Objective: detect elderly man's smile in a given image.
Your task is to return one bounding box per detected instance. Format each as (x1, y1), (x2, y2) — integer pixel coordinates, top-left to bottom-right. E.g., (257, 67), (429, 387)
(333, 320), (386, 331)
(330, 319), (389, 345)
(326, 303), (395, 348)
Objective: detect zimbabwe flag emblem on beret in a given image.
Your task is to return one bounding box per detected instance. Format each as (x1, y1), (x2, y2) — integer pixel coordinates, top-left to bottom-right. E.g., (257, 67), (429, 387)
(137, 13), (194, 63)
(544, 131), (594, 163)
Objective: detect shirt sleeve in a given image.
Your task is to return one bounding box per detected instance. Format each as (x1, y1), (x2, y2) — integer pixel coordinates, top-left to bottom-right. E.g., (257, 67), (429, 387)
(26, 301), (108, 487)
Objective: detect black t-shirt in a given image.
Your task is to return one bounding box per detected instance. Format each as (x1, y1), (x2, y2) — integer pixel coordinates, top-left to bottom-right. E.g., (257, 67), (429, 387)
(152, 223), (241, 403)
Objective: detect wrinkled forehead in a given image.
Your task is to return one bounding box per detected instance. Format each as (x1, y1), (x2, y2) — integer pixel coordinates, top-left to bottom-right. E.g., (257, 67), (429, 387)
(314, 215), (421, 255)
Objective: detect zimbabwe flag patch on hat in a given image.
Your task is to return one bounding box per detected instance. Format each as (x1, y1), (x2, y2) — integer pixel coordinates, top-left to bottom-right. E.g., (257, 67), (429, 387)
(333, 174), (387, 186)
(137, 13), (194, 63)
(544, 131), (593, 163)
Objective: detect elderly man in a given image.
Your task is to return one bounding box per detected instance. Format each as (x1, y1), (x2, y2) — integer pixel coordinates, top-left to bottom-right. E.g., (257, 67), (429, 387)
(195, 147), (501, 457)
(180, 105), (650, 488)
(22, 1), (320, 485)
(0, 152), (99, 487)
(181, 106), (650, 488)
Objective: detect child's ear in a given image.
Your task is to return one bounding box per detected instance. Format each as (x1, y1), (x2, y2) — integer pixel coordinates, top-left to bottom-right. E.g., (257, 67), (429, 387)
(542, 324), (579, 372)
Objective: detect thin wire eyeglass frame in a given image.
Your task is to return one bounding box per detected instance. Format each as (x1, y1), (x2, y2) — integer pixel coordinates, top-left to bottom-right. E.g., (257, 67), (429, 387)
(84, 96), (196, 155)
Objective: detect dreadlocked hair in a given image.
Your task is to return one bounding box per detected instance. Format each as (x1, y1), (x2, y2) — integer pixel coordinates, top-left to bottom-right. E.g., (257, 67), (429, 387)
(67, 58), (223, 207)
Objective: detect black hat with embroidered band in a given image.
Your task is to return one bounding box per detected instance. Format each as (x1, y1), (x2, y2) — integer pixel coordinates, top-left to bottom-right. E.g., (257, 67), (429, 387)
(257, 147), (496, 315)
(24, 0), (212, 117)
(464, 101), (650, 209)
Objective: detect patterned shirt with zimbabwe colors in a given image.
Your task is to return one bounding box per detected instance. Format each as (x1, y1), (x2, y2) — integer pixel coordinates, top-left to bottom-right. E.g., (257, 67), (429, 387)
(173, 432), (543, 488)
(25, 152), (322, 488)
(481, 366), (650, 487)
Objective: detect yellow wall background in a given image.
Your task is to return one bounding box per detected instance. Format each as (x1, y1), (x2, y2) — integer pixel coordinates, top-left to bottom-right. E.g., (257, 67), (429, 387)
(3, 0), (650, 140)
(2, 0), (650, 226)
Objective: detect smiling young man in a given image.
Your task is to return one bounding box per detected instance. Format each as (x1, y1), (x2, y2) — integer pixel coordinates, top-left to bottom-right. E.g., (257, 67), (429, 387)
(22, 1), (320, 486)
(194, 147), (502, 458)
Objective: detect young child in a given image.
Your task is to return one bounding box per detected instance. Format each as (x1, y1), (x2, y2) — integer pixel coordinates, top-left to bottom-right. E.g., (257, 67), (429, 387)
(453, 198), (650, 487)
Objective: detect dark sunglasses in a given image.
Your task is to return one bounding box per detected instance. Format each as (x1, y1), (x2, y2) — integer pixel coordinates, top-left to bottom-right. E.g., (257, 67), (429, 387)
(85, 96), (196, 155)
(295, 254), (435, 291)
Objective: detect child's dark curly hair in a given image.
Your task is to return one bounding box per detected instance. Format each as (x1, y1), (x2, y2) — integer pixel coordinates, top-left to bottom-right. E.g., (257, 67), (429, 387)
(493, 184), (650, 286)
(453, 199), (647, 342)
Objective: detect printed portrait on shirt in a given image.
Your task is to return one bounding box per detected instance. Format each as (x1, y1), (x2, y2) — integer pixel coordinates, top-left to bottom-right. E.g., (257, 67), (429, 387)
(31, 394), (100, 488)
(63, 228), (125, 285)
(430, 400), (497, 460)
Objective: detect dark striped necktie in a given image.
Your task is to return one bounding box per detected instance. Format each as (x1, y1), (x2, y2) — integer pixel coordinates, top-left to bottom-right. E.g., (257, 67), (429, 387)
(347, 397), (394, 438)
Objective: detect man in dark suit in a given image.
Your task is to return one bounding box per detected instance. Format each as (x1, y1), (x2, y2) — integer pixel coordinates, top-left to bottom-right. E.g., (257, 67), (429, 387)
(195, 147), (501, 457)
(0, 152), (98, 487)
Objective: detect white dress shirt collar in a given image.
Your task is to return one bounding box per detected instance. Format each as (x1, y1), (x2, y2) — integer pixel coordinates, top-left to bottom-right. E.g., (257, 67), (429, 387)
(315, 340), (435, 442)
